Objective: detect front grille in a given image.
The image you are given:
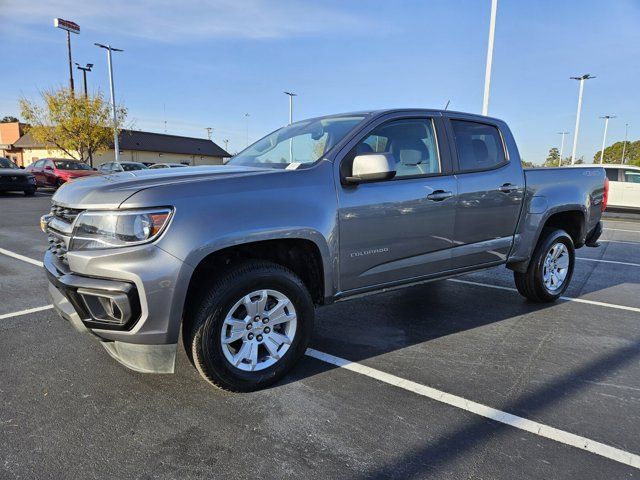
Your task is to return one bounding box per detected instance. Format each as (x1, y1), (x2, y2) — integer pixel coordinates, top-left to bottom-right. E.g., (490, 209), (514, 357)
(48, 232), (68, 262)
(0, 175), (28, 185)
(51, 204), (84, 223)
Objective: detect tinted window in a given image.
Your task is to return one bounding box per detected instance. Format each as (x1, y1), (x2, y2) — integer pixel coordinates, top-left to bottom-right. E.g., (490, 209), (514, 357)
(451, 120), (506, 172)
(605, 168), (619, 182)
(352, 118), (440, 178)
(0, 157), (18, 169)
(34, 160), (45, 169)
(122, 163), (146, 171)
(54, 160), (92, 170)
(623, 170), (640, 184)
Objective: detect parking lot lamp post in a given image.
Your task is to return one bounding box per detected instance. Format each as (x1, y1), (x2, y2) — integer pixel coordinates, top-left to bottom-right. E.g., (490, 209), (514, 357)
(75, 63), (93, 98)
(569, 74), (595, 165)
(557, 131), (569, 166)
(244, 113), (250, 147)
(482, 0), (498, 116)
(284, 91), (297, 162)
(224, 139), (229, 152)
(599, 116), (616, 164)
(95, 43), (123, 162)
(621, 123), (629, 164)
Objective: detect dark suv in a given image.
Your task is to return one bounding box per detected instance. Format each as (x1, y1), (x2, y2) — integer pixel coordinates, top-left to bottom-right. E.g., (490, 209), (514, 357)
(0, 157), (36, 195)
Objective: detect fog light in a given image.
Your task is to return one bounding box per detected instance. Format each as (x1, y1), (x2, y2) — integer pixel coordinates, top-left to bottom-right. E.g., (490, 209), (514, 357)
(77, 288), (132, 326)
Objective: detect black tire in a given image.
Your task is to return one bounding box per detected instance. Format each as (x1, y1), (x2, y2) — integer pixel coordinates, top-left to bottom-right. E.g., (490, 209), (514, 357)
(514, 228), (575, 303)
(24, 188), (36, 196)
(55, 178), (64, 189)
(185, 261), (314, 392)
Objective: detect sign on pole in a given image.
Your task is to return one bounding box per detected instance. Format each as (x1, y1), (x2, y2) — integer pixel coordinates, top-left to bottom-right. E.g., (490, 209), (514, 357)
(54, 18), (80, 34)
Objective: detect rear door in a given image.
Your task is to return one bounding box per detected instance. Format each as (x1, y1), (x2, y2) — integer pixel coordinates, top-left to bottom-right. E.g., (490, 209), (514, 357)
(620, 168), (640, 208)
(604, 168), (623, 207)
(336, 113), (457, 293)
(445, 116), (525, 269)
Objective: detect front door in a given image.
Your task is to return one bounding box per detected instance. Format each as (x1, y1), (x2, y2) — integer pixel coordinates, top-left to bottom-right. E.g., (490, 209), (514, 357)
(337, 115), (457, 293)
(446, 117), (524, 268)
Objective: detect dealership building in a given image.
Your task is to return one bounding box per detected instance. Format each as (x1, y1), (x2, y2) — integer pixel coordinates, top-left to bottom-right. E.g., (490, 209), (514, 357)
(9, 127), (231, 167)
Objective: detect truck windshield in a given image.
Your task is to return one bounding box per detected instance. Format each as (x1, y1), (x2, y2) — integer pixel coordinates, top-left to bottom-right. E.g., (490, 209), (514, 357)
(229, 115), (367, 169)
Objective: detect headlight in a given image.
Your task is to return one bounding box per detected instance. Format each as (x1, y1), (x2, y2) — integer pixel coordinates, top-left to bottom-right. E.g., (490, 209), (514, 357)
(27, 175), (36, 183)
(69, 208), (173, 251)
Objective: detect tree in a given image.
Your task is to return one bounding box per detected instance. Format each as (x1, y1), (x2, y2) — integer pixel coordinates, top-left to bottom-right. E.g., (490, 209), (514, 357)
(543, 147), (562, 167)
(19, 87), (127, 166)
(594, 140), (640, 167)
(1, 115), (19, 123)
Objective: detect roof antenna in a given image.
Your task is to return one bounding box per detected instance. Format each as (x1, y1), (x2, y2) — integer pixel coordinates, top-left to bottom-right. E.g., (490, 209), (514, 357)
(444, 100), (450, 111)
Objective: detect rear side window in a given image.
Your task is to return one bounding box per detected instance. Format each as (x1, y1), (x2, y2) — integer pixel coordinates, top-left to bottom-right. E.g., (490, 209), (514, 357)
(623, 170), (640, 183)
(451, 120), (506, 172)
(605, 168), (619, 182)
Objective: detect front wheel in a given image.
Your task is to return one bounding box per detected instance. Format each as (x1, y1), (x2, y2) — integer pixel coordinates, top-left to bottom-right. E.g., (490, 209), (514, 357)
(186, 261), (314, 392)
(514, 228), (575, 303)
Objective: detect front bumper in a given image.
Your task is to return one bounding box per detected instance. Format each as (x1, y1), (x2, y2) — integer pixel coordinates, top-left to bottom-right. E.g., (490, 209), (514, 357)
(44, 245), (193, 373)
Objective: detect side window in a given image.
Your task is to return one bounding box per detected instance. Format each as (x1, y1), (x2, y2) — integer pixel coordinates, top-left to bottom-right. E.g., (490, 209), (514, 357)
(451, 120), (507, 172)
(605, 168), (619, 182)
(623, 170), (640, 183)
(34, 160), (45, 169)
(349, 118), (440, 179)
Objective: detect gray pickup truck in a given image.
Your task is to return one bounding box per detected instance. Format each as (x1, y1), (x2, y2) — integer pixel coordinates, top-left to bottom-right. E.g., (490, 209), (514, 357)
(42, 109), (607, 392)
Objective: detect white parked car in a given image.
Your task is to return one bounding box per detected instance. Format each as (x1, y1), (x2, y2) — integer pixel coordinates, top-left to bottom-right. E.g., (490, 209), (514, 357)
(149, 162), (188, 169)
(603, 165), (640, 211)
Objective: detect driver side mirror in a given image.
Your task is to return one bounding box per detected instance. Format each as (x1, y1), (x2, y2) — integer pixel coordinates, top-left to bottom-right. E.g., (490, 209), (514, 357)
(344, 153), (396, 185)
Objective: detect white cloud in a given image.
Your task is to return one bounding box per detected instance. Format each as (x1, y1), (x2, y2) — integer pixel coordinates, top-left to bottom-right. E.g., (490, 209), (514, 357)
(1, 0), (376, 41)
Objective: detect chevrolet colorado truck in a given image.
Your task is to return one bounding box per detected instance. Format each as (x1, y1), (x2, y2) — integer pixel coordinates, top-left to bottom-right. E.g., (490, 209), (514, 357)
(42, 109), (607, 392)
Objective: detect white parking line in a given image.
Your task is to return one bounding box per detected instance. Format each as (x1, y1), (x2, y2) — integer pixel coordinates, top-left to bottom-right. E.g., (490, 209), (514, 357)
(0, 248), (44, 267)
(599, 239), (639, 245)
(578, 257), (640, 268)
(305, 348), (640, 470)
(448, 278), (640, 314)
(0, 305), (53, 320)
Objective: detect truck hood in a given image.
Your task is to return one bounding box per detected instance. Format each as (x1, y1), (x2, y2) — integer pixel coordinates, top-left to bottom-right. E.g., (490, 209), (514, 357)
(52, 165), (273, 209)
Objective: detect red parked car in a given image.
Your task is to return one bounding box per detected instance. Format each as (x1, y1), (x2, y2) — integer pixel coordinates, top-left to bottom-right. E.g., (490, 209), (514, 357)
(26, 158), (99, 188)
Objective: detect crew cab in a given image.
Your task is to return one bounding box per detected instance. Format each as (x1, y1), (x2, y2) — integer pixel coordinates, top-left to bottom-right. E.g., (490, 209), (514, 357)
(41, 109), (607, 392)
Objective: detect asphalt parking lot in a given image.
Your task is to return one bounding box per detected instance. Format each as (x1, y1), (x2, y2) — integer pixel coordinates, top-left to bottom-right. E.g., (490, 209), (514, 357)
(1, 191), (640, 479)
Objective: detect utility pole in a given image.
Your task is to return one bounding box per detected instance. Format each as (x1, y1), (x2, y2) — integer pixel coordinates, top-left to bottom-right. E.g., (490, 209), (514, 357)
(244, 113), (250, 147)
(482, 0), (498, 116)
(557, 131), (569, 166)
(621, 123), (629, 164)
(95, 43), (124, 162)
(54, 18), (80, 92)
(569, 74), (595, 164)
(206, 127), (213, 140)
(599, 115), (616, 164)
(75, 63), (93, 97)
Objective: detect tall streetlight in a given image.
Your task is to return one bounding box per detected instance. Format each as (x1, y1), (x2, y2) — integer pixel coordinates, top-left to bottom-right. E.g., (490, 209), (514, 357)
(54, 18), (80, 92)
(244, 113), (250, 147)
(482, 0), (498, 116)
(95, 43), (123, 162)
(557, 131), (569, 166)
(284, 91), (297, 125)
(621, 123), (630, 164)
(224, 139), (229, 152)
(569, 74), (595, 164)
(75, 63), (93, 97)
(206, 127), (213, 140)
(599, 115), (616, 164)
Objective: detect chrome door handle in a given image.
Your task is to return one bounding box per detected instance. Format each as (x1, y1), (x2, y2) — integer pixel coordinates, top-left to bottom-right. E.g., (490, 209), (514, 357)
(498, 183), (519, 193)
(426, 190), (453, 201)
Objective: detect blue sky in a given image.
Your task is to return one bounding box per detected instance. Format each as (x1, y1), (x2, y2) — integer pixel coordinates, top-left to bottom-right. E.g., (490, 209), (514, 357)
(1, 0), (638, 163)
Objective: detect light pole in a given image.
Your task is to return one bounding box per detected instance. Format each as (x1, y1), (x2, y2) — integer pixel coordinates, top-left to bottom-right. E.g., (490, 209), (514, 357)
(599, 115), (616, 164)
(54, 18), (80, 92)
(206, 127), (213, 140)
(621, 123), (629, 164)
(482, 0), (498, 116)
(75, 63), (93, 97)
(284, 91), (297, 125)
(244, 113), (250, 147)
(95, 43), (123, 162)
(557, 131), (569, 166)
(569, 74), (595, 164)
(224, 139), (229, 152)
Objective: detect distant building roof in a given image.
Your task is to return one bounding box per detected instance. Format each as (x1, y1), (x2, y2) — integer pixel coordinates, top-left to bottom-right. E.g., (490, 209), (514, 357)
(14, 129), (231, 157)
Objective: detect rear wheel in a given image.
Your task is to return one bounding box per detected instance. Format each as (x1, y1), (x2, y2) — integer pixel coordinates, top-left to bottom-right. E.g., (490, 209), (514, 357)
(514, 228), (575, 303)
(185, 261), (314, 392)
